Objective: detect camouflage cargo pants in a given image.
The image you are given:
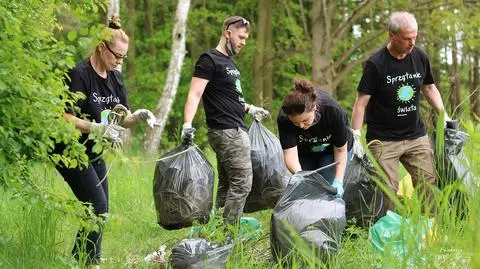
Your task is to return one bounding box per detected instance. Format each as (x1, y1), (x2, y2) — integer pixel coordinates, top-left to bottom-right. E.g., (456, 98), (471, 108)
(208, 127), (253, 225)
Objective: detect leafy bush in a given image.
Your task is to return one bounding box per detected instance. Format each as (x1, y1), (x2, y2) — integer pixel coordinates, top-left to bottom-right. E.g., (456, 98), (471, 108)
(0, 0), (103, 198)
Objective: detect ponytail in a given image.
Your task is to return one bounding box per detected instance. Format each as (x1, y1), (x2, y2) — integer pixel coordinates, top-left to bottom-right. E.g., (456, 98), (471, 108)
(92, 13), (129, 57)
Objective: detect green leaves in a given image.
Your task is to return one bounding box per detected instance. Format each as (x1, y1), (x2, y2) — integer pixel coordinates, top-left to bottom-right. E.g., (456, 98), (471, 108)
(67, 30), (77, 41)
(0, 0), (101, 191)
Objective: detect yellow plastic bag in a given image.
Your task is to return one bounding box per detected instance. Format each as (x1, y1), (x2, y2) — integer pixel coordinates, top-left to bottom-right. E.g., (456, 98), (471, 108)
(397, 174), (414, 199)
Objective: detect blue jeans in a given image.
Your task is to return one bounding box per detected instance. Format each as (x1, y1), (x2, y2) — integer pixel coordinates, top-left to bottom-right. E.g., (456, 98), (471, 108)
(299, 150), (353, 184)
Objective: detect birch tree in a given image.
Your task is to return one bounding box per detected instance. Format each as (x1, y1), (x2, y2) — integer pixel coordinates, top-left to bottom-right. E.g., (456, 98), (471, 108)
(144, 0), (191, 154)
(107, 0), (120, 24)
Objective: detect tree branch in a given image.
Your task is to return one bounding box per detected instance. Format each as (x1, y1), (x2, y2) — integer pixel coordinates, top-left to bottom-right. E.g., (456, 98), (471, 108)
(322, 0), (331, 52)
(332, 44), (384, 90)
(333, 27), (386, 70)
(282, 0), (304, 42)
(333, 0), (376, 45)
(298, 0), (310, 37)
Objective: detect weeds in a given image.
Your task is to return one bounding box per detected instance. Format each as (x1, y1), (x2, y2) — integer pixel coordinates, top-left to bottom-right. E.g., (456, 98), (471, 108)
(0, 121), (478, 268)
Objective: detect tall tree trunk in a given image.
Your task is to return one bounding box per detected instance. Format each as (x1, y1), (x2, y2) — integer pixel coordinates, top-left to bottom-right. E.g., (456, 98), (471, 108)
(472, 54), (480, 122)
(253, 0), (267, 105)
(144, 0), (191, 154)
(126, 0), (136, 80)
(263, 0), (273, 109)
(311, 0), (334, 95)
(254, 0), (273, 107)
(144, 0), (156, 72)
(450, 35), (461, 115)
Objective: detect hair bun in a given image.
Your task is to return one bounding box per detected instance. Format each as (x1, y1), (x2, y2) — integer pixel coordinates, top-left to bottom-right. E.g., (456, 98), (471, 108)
(108, 13), (121, 29)
(293, 79), (315, 94)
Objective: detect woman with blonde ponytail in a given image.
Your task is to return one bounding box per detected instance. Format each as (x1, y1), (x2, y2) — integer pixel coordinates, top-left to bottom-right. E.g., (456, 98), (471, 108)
(55, 14), (155, 268)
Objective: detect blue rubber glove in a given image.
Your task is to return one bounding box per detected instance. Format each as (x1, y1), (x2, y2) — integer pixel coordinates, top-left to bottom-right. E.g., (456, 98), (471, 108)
(331, 179), (344, 198)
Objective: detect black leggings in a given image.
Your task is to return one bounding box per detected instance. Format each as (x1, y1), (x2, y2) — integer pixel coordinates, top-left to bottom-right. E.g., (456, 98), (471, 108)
(56, 159), (108, 265)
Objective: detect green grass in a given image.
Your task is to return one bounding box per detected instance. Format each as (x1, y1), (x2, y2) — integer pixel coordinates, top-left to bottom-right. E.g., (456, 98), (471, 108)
(0, 122), (479, 268)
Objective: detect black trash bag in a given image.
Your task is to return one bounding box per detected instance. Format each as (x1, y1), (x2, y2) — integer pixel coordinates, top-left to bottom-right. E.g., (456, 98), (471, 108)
(244, 120), (291, 213)
(437, 120), (474, 188)
(169, 238), (233, 269)
(270, 167), (346, 262)
(153, 144), (214, 230)
(343, 154), (384, 228)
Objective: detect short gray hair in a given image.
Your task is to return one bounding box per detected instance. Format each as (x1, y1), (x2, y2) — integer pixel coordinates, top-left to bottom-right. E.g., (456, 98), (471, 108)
(388, 12), (417, 34)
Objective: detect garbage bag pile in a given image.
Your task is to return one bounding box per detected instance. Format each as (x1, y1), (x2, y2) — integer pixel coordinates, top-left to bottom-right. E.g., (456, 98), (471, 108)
(270, 168), (346, 262)
(244, 120), (291, 213)
(169, 238), (233, 269)
(153, 144), (214, 230)
(343, 154), (384, 228)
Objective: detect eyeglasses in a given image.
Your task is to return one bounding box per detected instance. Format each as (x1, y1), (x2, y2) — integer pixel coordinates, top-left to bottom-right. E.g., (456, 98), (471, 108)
(103, 42), (127, 60)
(225, 18), (250, 30)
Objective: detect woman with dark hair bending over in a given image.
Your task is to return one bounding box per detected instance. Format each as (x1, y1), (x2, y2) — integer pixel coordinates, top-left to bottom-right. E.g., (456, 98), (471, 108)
(277, 79), (354, 197)
(56, 15), (155, 268)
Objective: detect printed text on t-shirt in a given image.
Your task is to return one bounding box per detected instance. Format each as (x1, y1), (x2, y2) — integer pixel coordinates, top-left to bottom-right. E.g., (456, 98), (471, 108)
(298, 134), (332, 143)
(92, 92), (120, 105)
(226, 67), (240, 78)
(386, 72), (421, 85)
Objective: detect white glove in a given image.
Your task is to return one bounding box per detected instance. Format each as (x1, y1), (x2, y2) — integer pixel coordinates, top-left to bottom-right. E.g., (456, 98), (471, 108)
(91, 122), (126, 146)
(181, 123), (196, 145)
(247, 104), (269, 121)
(133, 109), (156, 128)
(351, 129), (364, 158)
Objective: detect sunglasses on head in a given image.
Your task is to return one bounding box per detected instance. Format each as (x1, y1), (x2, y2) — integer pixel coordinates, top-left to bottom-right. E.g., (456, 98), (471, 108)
(103, 41), (127, 60)
(225, 18), (250, 30)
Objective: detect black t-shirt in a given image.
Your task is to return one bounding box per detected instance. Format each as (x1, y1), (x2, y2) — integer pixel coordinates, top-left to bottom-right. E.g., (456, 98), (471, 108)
(356, 46), (434, 141)
(193, 49), (247, 130)
(277, 89), (353, 156)
(66, 58), (129, 158)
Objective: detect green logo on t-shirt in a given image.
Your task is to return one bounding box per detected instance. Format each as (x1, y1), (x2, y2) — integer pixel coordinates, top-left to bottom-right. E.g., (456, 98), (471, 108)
(236, 79), (245, 105)
(236, 79), (243, 93)
(312, 144), (330, 152)
(397, 84), (415, 103)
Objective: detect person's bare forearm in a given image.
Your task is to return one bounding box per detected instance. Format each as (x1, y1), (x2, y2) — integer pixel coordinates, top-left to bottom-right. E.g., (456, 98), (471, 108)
(423, 84), (445, 114)
(283, 147), (302, 173)
(184, 77), (209, 125)
(351, 105), (365, 130)
(64, 113), (93, 133)
(351, 93), (371, 130)
(333, 143), (348, 182)
(122, 114), (139, 128)
(184, 94), (201, 125)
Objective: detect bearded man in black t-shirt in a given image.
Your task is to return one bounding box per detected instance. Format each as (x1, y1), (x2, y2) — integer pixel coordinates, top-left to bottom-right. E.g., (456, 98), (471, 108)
(352, 12), (450, 216)
(181, 16), (269, 225)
